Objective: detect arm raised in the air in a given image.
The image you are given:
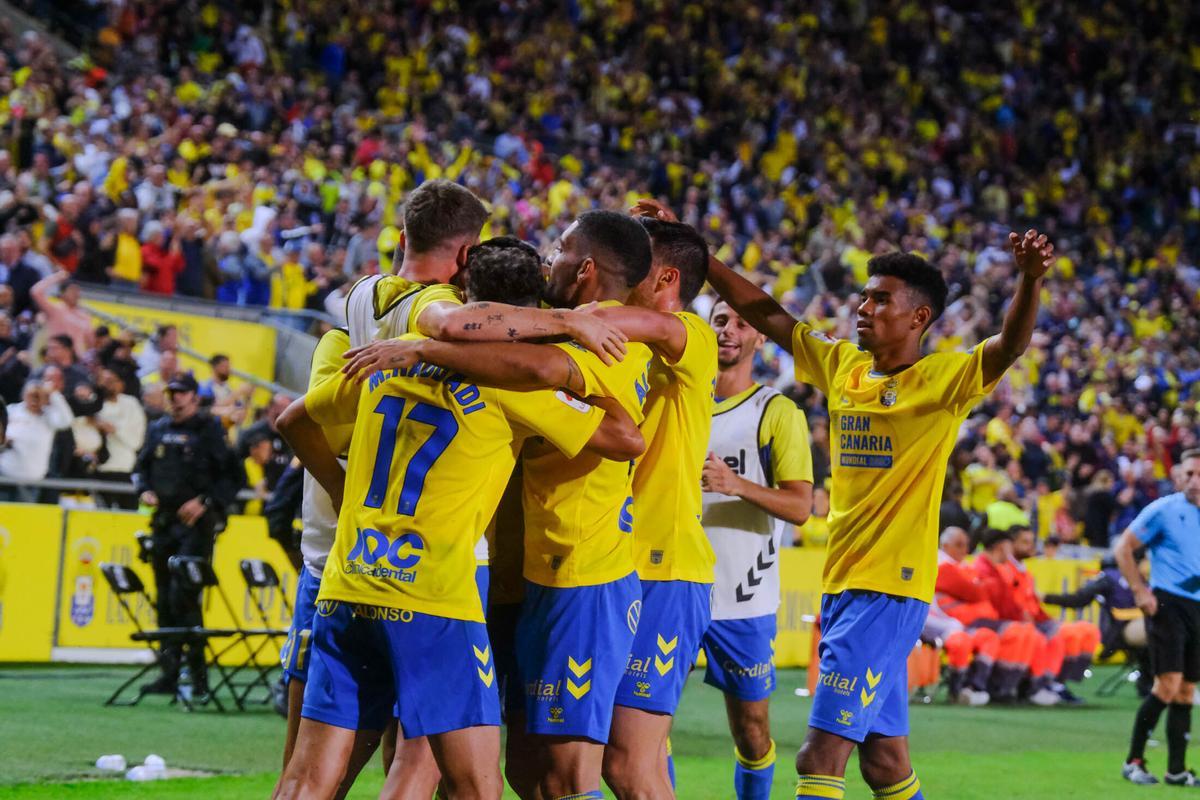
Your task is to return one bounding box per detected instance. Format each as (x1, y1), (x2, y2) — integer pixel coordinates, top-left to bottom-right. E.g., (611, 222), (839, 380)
(631, 198), (796, 353)
(980, 229), (1055, 387)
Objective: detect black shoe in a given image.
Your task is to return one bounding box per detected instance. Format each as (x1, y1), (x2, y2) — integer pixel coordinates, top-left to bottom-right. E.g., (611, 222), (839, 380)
(1164, 769), (1200, 787)
(1057, 686), (1086, 706)
(140, 676), (178, 696)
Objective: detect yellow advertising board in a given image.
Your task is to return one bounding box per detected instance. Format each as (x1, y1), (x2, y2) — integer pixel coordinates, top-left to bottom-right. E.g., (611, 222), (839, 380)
(1030, 557), (1102, 624)
(0, 504), (64, 662)
(81, 299), (279, 407)
(54, 510), (297, 664)
(775, 548), (825, 668)
(0, 497), (1107, 673)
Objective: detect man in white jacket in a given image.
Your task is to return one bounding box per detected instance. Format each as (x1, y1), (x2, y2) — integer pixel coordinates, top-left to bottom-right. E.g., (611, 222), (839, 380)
(0, 381), (71, 501)
(95, 368), (147, 509)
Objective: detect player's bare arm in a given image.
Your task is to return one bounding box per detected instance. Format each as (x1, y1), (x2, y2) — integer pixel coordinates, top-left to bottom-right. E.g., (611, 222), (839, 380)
(632, 197), (796, 352)
(416, 300), (627, 364)
(980, 229), (1055, 387)
(1113, 528), (1157, 617)
(579, 303), (688, 363)
(583, 394), (646, 461)
(341, 339), (589, 397)
(276, 396), (347, 513)
(702, 452), (812, 525)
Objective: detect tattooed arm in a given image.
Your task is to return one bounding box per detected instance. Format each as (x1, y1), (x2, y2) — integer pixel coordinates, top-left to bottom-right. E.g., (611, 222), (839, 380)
(341, 338), (590, 396)
(416, 301), (627, 364)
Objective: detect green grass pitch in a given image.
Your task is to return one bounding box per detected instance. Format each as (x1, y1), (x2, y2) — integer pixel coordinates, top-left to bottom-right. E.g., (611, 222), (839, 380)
(0, 664), (1165, 798)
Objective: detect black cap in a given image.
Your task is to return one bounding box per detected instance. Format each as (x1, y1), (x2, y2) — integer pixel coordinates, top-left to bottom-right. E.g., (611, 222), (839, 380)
(166, 373), (199, 394)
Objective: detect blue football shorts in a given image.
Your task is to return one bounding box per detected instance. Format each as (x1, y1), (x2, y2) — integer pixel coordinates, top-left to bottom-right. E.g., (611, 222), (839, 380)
(280, 568), (321, 684)
(808, 590), (930, 743)
(302, 599), (501, 737)
(701, 614), (778, 702)
(614, 579), (711, 714)
(515, 572), (641, 742)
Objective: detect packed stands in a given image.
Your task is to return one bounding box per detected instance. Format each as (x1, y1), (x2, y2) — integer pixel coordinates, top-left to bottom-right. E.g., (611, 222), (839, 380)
(0, 1), (1198, 546)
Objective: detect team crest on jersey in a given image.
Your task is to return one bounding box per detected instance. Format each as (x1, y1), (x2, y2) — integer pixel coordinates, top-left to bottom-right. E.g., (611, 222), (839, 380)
(649, 549), (664, 565)
(880, 377), (898, 407)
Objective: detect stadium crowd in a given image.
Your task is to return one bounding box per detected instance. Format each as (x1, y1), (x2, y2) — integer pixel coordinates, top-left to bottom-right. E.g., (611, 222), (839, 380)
(1, 0), (1198, 550)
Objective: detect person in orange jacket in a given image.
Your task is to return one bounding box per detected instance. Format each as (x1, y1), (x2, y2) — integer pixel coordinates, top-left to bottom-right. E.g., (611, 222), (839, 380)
(926, 527), (1001, 705)
(971, 528), (1058, 704)
(1011, 526), (1102, 704)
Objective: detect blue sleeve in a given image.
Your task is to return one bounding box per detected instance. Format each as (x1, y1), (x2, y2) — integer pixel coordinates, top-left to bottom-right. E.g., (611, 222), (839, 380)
(1129, 499), (1165, 546)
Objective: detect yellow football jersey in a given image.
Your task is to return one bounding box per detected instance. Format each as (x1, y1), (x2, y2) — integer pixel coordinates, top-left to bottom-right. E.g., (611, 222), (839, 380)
(521, 336), (654, 588)
(308, 351), (604, 621)
(309, 327), (353, 457)
(790, 322), (1000, 602)
(631, 312), (718, 582)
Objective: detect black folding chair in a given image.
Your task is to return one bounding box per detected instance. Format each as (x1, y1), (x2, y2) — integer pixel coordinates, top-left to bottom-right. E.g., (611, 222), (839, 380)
(99, 562), (232, 712)
(169, 555), (287, 710)
(240, 559), (295, 626)
(239, 559), (294, 673)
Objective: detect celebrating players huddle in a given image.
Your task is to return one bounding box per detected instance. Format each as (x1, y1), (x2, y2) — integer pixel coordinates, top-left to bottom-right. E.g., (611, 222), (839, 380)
(270, 179), (1055, 800)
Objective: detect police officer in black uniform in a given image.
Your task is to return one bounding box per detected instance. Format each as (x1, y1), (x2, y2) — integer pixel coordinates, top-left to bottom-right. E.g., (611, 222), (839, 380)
(133, 373), (241, 697)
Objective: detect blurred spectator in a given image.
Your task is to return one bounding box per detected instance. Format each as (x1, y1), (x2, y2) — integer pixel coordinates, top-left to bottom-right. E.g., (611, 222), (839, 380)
(137, 324), (177, 378)
(109, 209), (142, 290)
(0, 233), (40, 316)
(139, 221), (185, 295)
(1079, 470), (1120, 548)
(31, 271), (94, 356)
(93, 367), (146, 509)
(985, 486), (1032, 533)
(0, 312), (31, 404)
(241, 429), (274, 515)
(236, 393), (293, 490)
(36, 334), (100, 415)
(0, 381), (71, 499)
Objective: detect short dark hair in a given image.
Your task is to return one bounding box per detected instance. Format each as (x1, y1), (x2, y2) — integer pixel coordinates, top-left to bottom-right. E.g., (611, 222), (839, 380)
(639, 218), (709, 304)
(981, 528), (1013, 549)
(50, 334), (74, 352)
(466, 237), (543, 308)
(574, 210), (652, 289)
(402, 179), (488, 254)
(867, 252), (948, 324)
(210, 353), (229, 367)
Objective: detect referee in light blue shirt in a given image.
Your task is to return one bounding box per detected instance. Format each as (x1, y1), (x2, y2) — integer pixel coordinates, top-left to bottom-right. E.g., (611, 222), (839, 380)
(1117, 449), (1200, 787)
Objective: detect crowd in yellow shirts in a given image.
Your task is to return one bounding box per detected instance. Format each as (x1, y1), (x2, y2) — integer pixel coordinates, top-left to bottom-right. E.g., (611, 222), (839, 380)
(2, 0), (1198, 548)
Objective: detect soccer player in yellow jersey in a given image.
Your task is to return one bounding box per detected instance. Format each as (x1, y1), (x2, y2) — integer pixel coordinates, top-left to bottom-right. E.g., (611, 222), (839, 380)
(272, 331), (645, 799)
(584, 217), (719, 800)
(639, 195), (1056, 800)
